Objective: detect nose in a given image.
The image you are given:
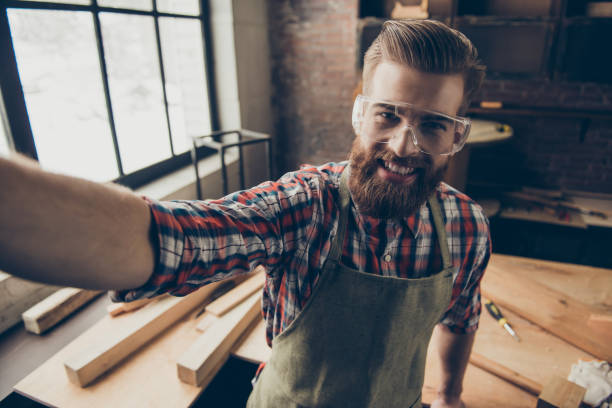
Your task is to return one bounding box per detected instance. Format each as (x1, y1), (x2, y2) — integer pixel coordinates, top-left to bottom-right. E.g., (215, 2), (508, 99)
(388, 125), (419, 157)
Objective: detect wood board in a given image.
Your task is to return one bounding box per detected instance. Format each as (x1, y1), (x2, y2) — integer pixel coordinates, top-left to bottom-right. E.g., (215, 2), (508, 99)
(489, 254), (612, 312)
(481, 262), (612, 361)
(177, 292), (261, 387)
(106, 296), (161, 317)
(22, 288), (102, 334)
(0, 271), (61, 334)
(205, 269), (264, 317)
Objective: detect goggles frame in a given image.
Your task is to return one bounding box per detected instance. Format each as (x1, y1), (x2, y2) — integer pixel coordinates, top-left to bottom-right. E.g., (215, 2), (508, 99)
(352, 94), (471, 156)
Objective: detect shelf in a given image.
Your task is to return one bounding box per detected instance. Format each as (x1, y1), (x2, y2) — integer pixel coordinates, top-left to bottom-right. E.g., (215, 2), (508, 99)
(468, 106), (612, 120)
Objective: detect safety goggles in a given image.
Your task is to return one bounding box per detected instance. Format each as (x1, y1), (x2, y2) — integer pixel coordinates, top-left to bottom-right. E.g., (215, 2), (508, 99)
(352, 94), (471, 156)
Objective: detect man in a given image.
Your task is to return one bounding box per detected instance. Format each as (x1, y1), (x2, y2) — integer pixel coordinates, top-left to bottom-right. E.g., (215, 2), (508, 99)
(0, 19), (489, 408)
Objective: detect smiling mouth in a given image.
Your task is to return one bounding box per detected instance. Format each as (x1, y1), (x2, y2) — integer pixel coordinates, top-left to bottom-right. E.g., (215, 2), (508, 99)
(382, 160), (415, 176)
(375, 159), (422, 184)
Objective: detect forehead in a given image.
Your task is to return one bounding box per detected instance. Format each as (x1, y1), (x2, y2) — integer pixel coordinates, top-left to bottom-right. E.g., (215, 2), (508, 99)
(367, 61), (464, 116)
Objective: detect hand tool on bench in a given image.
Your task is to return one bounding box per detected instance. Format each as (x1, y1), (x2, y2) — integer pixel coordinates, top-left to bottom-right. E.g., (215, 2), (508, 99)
(484, 298), (520, 342)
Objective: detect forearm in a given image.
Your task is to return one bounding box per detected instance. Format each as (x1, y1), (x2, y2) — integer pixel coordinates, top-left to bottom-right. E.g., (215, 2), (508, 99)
(0, 154), (155, 290)
(433, 323), (475, 402)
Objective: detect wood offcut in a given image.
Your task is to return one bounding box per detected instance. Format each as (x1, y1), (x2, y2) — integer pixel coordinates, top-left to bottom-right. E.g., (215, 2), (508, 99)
(22, 288), (102, 334)
(177, 292), (261, 387)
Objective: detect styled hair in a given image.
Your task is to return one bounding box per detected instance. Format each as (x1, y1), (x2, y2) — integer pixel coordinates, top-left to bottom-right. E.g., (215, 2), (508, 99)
(362, 19), (486, 112)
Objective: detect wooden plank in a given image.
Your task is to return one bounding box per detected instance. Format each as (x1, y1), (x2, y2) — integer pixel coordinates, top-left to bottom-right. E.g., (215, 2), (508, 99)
(481, 262), (612, 361)
(195, 312), (219, 332)
(231, 317), (271, 364)
(177, 292), (261, 387)
(63, 281), (226, 387)
(489, 254), (612, 312)
(106, 296), (162, 317)
(469, 352), (542, 396)
(205, 267), (265, 316)
(537, 376), (586, 408)
(0, 271), (61, 334)
(22, 288), (102, 334)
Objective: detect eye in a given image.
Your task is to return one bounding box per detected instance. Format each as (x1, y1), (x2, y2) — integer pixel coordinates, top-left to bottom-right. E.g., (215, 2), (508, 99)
(420, 121), (447, 132)
(378, 111), (399, 121)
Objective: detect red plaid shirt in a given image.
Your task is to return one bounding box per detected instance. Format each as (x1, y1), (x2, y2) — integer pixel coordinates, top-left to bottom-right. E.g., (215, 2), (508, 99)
(113, 162), (491, 346)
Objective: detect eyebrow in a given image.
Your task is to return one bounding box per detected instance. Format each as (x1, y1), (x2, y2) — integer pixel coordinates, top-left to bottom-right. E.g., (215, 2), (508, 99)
(372, 102), (396, 110)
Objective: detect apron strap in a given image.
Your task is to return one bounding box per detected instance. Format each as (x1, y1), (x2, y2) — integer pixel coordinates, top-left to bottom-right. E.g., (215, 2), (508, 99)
(428, 195), (452, 270)
(328, 167), (351, 263)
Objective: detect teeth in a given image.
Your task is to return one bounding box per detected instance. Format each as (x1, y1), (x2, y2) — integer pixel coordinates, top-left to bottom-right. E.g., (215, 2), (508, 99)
(384, 161), (414, 176)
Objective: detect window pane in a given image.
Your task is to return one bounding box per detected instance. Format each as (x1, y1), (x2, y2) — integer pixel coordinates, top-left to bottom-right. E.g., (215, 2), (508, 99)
(157, 0), (200, 16)
(159, 17), (211, 154)
(7, 9), (119, 181)
(15, 0), (91, 4)
(100, 13), (171, 173)
(98, 0), (152, 11)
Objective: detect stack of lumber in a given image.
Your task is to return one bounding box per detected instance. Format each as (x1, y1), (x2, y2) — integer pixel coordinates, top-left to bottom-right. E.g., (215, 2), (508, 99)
(14, 268), (266, 407)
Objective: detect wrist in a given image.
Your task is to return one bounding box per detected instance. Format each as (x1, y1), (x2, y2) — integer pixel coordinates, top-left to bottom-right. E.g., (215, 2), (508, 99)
(437, 388), (462, 403)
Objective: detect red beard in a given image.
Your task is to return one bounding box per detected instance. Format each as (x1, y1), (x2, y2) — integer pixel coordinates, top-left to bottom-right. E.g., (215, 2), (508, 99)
(347, 138), (448, 218)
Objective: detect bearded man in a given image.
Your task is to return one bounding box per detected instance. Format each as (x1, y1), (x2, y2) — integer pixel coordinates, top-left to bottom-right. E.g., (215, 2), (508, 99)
(1, 19), (490, 408)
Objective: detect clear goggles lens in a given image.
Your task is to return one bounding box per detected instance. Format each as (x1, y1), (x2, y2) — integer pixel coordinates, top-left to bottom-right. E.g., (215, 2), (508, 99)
(352, 94), (471, 156)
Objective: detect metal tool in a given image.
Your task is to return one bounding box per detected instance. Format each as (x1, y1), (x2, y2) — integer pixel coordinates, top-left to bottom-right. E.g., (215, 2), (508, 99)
(484, 298), (521, 342)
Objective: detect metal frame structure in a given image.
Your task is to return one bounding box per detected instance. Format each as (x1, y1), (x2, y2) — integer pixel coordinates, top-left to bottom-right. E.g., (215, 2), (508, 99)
(191, 129), (273, 199)
(0, 0), (218, 188)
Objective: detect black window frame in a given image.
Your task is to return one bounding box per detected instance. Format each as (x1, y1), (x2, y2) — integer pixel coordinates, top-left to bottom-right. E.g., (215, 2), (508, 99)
(0, 0), (218, 189)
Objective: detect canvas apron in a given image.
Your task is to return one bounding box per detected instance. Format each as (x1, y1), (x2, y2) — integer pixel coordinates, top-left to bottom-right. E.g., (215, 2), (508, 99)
(247, 169), (453, 408)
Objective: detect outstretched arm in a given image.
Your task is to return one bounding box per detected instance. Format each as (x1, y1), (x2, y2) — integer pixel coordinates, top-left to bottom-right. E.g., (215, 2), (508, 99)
(0, 154), (155, 290)
(430, 324), (475, 408)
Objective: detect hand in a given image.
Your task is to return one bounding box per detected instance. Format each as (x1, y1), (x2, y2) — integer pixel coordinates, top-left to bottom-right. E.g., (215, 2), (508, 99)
(430, 395), (466, 408)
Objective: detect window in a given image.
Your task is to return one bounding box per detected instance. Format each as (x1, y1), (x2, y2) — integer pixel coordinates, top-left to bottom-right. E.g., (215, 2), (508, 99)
(1, 0), (214, 187)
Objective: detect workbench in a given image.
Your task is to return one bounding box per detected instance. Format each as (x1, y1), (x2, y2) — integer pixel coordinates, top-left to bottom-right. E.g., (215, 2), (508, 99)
(3, 254), (610, 407)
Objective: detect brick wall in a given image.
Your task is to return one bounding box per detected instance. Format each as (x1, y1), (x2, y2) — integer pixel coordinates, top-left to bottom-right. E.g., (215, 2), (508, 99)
(266, 2), (611, 193)
(470, 80), (612, 193)
(266, 0), (359, 175)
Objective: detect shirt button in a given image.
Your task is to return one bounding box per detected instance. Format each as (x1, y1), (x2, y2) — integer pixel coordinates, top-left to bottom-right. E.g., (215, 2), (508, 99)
(383, 254), (392, 262)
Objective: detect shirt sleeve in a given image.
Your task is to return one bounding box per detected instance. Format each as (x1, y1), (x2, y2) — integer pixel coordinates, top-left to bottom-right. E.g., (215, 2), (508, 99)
(439, 209), (492, 334)
(111, 172), (318, 302)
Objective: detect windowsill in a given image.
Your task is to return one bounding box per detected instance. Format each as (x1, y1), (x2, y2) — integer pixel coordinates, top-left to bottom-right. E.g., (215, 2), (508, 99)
(135, 148), (240, 201)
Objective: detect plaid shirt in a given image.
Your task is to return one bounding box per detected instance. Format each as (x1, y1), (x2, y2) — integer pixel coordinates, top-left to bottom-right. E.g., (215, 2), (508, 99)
(113, 162), (491, 346)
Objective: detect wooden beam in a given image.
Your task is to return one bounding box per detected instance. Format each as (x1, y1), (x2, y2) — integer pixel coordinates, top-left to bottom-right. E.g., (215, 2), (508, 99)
(22, 288), (102, 334)
(537, 376), (586, 408)
(106, 296), (164, 317)
(195, 312), (218, 332)
(205, 267), (265, 316)
(177, 292), (261, 387)
(481, 263), (612, 361)
(0, 271), (60, 334)
(469, 352), (542, 396)
(63, 281), (226, 387)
